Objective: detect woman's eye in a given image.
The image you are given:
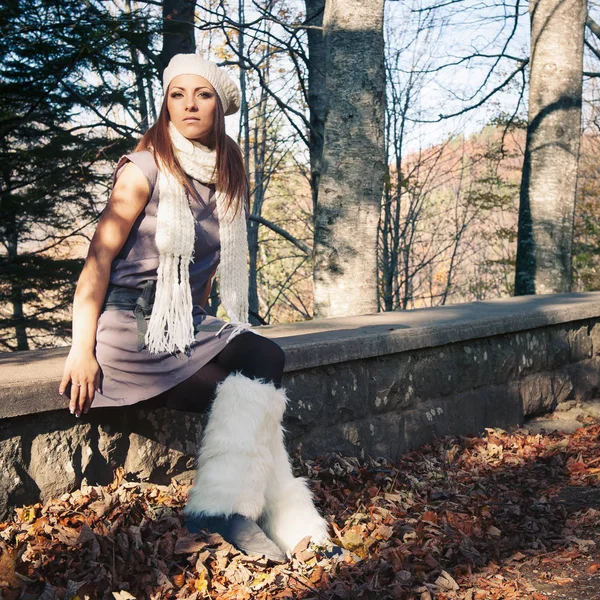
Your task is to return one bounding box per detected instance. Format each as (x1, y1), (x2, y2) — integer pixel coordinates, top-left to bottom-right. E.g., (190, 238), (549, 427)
(171, 92), (183, 98)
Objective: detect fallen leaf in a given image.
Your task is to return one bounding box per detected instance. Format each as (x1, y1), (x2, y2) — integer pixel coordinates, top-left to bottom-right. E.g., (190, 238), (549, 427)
(193, 570), (209, 594)
(422, 511), (438, 525)
(487, 525), (502, 537)
(435, 570), (459, 591)
(174, 530), (207, 554)
(292, 535), (311, 556)
(587, 563), (600, 574)
(375, 524), (394, 540)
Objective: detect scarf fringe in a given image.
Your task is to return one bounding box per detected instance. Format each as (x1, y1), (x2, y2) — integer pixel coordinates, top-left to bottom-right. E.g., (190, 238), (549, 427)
(146, 125), (252, 355)
(146, 253), (195, 354)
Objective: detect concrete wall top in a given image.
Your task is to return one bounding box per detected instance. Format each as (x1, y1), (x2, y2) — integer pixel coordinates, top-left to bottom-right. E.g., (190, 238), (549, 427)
(2, 292), (600, 420)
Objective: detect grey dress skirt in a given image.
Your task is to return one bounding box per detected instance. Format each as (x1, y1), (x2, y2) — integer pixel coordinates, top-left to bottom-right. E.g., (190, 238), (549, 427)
(91, 150), (248, 409)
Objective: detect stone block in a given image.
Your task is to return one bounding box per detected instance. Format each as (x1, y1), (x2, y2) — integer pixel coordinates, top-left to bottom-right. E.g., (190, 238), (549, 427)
(122, 406), (201, 483)
(367, 354), (414, 413)
(96, 423), (128, 477)
(545, 327), (571, 370)
(590, 322), (600, 355)
(124, 433), (190, 482)
(28, 423), (93, 504)
(553, 370), (575, 406)
(0, 436), (26, 520)
(509, 330), (552, 377)
(519, 372), (558, 416)
(284, 368), (334, 429)
(566, 358), (600, 402)
(568, 325), (593, 362)
(487, 337), (519, 383)
(520, 373), (552, 417)
(520, 371), (574, 417)
(410, 344), (479, 398)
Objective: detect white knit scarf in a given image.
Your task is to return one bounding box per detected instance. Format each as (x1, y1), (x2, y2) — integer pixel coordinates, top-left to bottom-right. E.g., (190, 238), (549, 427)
(145, 123), (256, 355)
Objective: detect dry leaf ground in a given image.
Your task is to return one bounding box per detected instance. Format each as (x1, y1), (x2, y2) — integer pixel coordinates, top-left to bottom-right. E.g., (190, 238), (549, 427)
(0, 415), (599, 600)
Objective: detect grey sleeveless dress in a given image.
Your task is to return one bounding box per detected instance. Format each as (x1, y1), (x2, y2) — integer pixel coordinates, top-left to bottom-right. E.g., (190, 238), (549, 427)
(91, 150), (246, 408)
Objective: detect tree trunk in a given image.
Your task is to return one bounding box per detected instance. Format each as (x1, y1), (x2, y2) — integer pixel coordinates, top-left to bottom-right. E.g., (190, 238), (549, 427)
(236, 0), (258, 322)
(313, 0), (386, 318)
(248, 49), (270, 325)
(126, 0), (150, 131)
(304, 0), (326, 217)
(10, 279), (28, 352)
(161, 0), (196, 68)
(237, 0), (250, 174)
(6, 223), (29, 351)
(514, 0), (586, 295)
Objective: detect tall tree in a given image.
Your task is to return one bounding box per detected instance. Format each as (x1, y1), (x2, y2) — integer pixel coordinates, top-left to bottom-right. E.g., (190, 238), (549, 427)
(0, 0), (136, 350)
(304, 0), (326, 216)
(514, 0), (587, 295)
(161, 0), (196, 67)
(313, 0), (386, 318)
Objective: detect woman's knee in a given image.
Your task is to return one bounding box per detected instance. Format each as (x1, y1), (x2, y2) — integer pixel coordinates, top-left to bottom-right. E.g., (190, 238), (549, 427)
(259, 336), (286, 371)
(217, 332), (286, 382)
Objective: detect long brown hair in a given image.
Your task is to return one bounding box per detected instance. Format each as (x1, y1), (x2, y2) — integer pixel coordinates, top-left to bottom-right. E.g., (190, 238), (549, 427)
(135, 87), (249, 219)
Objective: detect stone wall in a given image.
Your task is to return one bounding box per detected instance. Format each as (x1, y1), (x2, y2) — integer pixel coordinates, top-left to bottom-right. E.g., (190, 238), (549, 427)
(284, 322), (600, 459)
(2, 293), (600, 519)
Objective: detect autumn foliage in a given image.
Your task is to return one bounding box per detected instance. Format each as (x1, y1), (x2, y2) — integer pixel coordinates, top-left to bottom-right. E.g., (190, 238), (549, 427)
(1, 421), (599, 599)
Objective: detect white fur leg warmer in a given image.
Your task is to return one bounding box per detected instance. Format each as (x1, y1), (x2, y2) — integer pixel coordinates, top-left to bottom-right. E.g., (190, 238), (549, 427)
(184, 373), (286, 521)
(258, 388), (331, 553)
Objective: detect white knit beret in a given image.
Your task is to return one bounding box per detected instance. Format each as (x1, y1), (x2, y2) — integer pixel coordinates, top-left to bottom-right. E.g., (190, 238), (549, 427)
(163, 54), (241, 116)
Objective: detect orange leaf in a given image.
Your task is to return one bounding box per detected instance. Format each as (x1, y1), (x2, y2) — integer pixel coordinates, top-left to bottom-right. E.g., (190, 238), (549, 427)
(422, 511), (438, 524)
(587, 563), (600, 574)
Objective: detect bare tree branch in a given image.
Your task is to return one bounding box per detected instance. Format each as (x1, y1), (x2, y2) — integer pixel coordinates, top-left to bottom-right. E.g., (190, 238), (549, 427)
(249, 214), (311, 255)
(411, 59), (528, 123)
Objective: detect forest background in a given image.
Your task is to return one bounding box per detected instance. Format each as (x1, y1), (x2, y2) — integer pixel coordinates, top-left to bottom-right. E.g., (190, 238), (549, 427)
(2, 0), (600, 352)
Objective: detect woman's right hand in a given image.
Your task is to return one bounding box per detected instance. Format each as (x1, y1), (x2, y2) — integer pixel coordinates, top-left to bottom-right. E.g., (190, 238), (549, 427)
(59, 349), (101, 417)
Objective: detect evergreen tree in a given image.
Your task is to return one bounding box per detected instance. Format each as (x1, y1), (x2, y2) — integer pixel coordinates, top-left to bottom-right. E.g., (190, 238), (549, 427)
(0, 0), (151, 350)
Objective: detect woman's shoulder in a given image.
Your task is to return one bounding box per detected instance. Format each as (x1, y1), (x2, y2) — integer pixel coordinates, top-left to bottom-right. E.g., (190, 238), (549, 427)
(123, 150), (159, 177)
(114, 150), (159, 193)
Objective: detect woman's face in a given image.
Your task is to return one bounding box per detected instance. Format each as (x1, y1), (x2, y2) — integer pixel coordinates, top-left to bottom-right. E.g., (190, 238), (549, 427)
(167, 74), (218, 147)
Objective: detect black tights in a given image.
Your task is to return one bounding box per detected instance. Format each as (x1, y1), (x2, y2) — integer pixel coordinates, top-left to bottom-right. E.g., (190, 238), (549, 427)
(156, 332), (286, 414)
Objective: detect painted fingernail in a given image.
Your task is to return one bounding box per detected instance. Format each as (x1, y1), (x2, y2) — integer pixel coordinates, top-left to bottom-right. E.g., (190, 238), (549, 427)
(84, 409), (89, 414)
(59, 391), (63, 395)
(69, 408), (74, 414)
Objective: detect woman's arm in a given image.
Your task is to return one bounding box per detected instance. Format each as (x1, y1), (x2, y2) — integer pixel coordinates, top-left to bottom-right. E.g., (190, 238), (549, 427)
(59, 162), (150, 416)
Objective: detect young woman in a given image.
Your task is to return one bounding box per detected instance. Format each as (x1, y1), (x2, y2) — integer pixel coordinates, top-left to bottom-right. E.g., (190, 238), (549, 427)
(59, 54), (330, 562)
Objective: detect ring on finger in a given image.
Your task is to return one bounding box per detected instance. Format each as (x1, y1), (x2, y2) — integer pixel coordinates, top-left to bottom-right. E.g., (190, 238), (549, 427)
(72, 382), (82, 387)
